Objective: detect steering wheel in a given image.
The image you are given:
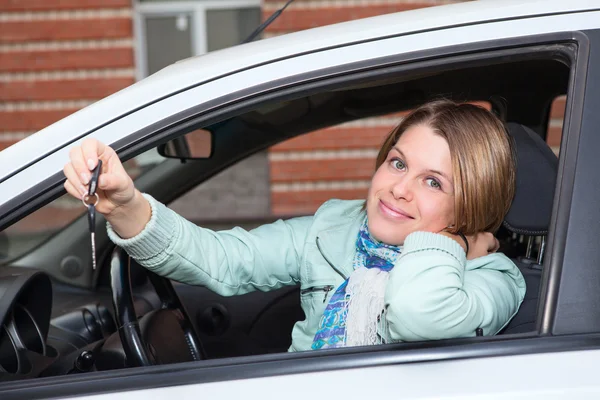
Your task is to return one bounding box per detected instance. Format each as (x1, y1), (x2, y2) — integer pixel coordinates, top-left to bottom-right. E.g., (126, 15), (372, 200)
(109, 247), (206, 367)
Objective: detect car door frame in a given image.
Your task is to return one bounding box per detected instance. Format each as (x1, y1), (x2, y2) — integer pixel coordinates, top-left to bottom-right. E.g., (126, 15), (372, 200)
(2, 20), (600, 400)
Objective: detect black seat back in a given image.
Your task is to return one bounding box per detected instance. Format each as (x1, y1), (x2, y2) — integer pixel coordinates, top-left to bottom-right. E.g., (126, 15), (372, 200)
(499, 123), (558, 335)
(501, 264), (541, 334)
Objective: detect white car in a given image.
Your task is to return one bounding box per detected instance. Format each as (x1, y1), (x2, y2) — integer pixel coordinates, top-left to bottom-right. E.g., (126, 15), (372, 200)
(2, 0), (600, 398)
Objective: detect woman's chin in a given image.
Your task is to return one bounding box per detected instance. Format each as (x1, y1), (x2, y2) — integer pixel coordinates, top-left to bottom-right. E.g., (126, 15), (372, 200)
(367, 222), (407, 246)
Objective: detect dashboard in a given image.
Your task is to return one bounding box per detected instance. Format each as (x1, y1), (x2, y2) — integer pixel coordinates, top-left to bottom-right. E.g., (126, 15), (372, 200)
(0, 261), (303, 381)
(0, 268), (53, 380)
(0, 267), (124, 381)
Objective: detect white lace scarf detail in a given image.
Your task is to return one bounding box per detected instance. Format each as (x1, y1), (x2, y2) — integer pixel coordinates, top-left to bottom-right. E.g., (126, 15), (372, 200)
(344, 266), (390, 346)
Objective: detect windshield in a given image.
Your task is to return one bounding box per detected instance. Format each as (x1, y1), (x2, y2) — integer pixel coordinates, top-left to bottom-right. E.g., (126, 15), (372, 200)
(0, 149), (167, 264)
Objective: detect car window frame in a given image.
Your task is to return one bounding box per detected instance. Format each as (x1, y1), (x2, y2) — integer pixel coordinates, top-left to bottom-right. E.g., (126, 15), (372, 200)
(543, 28), (600, 336)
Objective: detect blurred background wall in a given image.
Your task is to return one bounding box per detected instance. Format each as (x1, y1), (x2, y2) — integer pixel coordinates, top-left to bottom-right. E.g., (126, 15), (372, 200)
(0, 0), (565, 239)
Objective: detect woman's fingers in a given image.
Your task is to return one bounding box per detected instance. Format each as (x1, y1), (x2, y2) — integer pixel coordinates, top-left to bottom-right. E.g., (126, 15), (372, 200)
(476, 232), (500, 254)
(491, 237), (500, 253)
(81, 137), (105, 171)
(63, 162), (87, 198)
(64, 139), (137, 214)
(68, 145), (91, 186)
(64, 179), (84, 200)
(97, 171), (126, 192)
(462, 232), (499, 259)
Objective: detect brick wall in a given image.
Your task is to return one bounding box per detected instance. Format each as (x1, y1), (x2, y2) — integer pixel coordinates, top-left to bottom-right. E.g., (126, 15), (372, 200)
(262, 0), (468, 216)
(0, 0), (567, 235)
(0, 0), (135, 152)
(262, 0), (464, 35)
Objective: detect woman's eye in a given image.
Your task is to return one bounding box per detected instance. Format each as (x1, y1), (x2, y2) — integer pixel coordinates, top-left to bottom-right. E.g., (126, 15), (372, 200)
(391, 158), (406, 170)
(426, 178), (441, 189)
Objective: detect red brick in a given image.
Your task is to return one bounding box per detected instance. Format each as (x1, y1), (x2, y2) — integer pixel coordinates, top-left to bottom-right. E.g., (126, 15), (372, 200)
(546, 125), (562, 148)
(550, 96), (566, 119)
(1, 19), (132, 43)
(271, 188), (367, 216)
(264, 4), (437, 32)
(270, 102), (489, 153)
(0, 109), (78, 132)
(0, 77), (134, 101)
(0, 48), (134, 72)
(0, 0), (130, 12)
(271, 157), (375, 182)
(271, 126), (394, 153)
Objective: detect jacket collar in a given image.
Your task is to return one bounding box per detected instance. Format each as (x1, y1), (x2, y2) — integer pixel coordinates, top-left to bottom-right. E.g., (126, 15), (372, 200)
(316, 207), (366, 279)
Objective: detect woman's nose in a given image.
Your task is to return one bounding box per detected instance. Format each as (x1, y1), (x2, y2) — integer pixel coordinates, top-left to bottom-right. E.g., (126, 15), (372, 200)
(391, 177), (413, 201)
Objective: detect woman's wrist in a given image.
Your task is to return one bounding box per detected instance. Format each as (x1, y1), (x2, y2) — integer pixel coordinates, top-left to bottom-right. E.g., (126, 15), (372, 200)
(106, 190), (152, 239)
(438, 231), (468, 254)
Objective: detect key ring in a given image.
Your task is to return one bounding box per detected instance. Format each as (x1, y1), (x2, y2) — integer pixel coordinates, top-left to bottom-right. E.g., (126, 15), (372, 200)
(82, 193), (99, 207)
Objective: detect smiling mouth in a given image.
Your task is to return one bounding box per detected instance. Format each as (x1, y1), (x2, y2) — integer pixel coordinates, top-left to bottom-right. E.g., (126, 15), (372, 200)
(378, 200), (414, 220)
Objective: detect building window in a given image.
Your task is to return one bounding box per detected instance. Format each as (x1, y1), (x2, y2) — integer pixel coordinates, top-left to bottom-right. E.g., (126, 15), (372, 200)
(136, 0), (262, 78)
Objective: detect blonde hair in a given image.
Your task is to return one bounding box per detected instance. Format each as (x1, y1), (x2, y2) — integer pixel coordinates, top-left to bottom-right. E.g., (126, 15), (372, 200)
(375, 99), (516, 235)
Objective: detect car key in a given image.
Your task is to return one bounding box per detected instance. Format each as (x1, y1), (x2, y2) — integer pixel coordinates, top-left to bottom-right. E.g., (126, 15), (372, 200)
(82, 160), (102, 270)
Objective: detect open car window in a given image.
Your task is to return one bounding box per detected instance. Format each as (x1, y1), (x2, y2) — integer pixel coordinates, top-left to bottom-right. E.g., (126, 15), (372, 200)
(131, 46), (572, 354)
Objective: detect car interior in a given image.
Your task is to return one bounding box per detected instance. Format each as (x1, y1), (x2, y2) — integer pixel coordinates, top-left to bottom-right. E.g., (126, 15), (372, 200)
(0, 44), (570, 381)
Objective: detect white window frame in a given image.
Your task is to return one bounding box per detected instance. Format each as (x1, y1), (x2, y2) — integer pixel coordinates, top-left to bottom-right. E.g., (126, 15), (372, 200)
(134, 0), (262, 80)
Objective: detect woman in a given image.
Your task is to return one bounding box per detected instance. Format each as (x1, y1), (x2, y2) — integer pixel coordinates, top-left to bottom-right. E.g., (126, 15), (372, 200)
(63, 99), (526, 352)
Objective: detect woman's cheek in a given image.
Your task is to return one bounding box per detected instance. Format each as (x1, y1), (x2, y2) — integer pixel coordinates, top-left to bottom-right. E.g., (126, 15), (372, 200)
(419, 195), (453, 230)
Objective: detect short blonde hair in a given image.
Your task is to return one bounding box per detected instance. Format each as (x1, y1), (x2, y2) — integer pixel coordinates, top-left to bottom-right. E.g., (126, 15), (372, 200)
(375, 99), (516, 235)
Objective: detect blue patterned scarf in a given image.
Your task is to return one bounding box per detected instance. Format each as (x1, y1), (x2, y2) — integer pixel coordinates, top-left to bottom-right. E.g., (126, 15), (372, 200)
(311, 220), (402, 349)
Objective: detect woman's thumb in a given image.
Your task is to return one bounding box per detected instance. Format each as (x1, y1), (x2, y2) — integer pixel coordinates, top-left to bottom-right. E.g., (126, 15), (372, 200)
(98, 172), (124, 191)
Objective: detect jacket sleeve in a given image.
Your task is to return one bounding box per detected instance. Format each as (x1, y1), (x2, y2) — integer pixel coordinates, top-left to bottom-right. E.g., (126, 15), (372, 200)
(384, 231), (526, 341)
(107, 194), (311, 296)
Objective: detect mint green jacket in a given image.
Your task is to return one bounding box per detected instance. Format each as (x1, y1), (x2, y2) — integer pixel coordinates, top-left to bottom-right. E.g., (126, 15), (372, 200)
(108, 195), (526, 352)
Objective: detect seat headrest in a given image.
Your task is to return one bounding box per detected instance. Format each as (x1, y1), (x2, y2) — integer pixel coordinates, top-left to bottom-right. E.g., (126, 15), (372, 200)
(503, 123), (558, 236)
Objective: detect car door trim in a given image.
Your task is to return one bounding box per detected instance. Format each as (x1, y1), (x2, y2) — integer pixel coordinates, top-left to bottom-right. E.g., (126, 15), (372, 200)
(3, 333), (600, 400)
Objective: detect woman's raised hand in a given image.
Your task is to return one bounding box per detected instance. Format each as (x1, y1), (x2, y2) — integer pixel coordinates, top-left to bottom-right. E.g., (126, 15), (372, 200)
(439, 230), (499, 260)
(465, 232), (500, 260)
(63, 138), (151, 239)
(63, 138), (135, 215)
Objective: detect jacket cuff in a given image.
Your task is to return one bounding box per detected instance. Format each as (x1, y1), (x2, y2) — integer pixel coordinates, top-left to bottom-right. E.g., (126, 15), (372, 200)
(401, 231), (466, 264)
(106, 193), (177, 261)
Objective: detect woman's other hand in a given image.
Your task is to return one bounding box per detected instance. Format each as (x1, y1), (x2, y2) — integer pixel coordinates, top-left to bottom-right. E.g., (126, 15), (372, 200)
(63, 138), (151, 238)
(465, 232), (499, 260)
(439, 231), (499, 260)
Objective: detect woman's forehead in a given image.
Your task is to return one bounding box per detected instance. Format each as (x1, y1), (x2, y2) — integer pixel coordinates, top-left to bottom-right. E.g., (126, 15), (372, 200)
(393, 126), (452, 174)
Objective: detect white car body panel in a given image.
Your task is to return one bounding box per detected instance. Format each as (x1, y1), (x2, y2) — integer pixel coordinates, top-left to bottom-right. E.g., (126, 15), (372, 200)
(68, 349), (600, 400)
(1, 9), (599, 209)
(1, 1), (600, 398)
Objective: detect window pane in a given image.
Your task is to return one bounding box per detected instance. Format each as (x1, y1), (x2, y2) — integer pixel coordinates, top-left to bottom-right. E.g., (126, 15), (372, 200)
(170, 7), (266, 223)
(145, 14), (193, 75)
(0, 195), (83, 263)
(206, 8), (261, 51)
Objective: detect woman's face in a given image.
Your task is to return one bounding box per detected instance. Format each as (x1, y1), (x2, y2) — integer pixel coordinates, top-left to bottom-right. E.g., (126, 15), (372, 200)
(366, 124), (455, 245)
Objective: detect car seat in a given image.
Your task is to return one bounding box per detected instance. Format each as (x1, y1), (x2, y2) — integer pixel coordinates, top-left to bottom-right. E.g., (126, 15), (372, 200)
(499, 122), (558, 334)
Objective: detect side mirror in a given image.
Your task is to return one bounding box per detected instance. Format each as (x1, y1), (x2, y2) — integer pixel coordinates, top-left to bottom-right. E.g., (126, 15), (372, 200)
(158, 129), (213, 160)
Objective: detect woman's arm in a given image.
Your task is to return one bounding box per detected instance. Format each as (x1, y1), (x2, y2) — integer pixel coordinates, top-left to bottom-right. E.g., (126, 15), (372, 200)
(108, 194), (312, 296)
(384, 231), (526, 341)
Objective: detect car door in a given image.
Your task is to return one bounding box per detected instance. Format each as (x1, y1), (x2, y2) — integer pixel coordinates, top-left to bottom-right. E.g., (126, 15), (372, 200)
(3, 7), (600, 400)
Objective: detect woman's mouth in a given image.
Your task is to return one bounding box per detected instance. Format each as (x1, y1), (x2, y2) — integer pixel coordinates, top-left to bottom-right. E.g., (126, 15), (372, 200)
(378, 199), (414, 220)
